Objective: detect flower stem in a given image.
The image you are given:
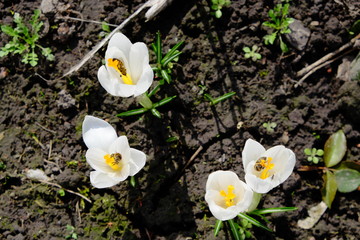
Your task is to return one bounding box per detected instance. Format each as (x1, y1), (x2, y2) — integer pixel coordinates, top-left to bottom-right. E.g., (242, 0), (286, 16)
(247, 192), (262, 212)
(137, 93), (153, 109)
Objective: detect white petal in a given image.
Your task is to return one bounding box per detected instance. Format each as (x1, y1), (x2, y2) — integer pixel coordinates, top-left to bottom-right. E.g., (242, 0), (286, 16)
(133, 65), (154, 97)
(113, 83), (137, 97)
(90, 171), (124, 188)
(206, 170), (240, 191)
(129, 148), (146, 176)
(129, 42), (149, 83)
(108, 32), (132, 60)
(205, 190), (240, 221)
(98, 65), (118, 96)
(82, 116), (117, 150)
(205, 171), (253, 220)
(113, 163), (131, 180)
(86, 148), (114, 173)
(279, 149), (296, 182)
(245, 173), (276, 193)
(109, 136), (131, 161)
(242, 139), (266, 170)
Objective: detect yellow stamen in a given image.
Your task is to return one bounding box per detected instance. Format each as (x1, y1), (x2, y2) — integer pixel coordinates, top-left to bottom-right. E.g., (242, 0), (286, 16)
(107, 58), (133, 85)
(259, 157), (275, 179)
(220, 185), (236, 207)
(104, 153), (122, 171)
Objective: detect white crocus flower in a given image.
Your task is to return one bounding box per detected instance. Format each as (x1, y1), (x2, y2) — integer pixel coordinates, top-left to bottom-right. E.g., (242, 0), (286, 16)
(82, 115), (146, 188)
(97, 32), (154, 97)
(242, 139), (296, 194)
(205, 170), (253, 221)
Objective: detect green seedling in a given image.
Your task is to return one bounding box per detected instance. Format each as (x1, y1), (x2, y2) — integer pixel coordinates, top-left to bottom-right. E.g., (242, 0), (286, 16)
(262, 122), (277, 133)
(98, 21), (111, 38)
(243, 45), (262, 61)
(0, 9), (54, 66)
(118, 32), (183, 118)
(204, 91), (236, 105)
(65, 225), (78, 239)
(211, 0), (231, 18)
(304, 148), (324, 164)
(262, 2), (294, 52)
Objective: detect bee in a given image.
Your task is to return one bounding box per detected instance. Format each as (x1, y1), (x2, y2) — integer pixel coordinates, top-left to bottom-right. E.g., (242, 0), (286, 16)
(254, 156), (267, 171)
(115, 59), (127, 76)
(110, 153), (122, 165)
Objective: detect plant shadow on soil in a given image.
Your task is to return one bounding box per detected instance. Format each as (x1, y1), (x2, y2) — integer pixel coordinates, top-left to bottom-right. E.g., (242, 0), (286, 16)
(1, 0), (360, 239)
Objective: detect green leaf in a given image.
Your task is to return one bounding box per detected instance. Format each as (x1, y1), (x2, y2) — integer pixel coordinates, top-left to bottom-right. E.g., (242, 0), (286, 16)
(129, 176), (136, 187)
(263, 32), (277, 45)
(215, 10), (222, 18)
(227, 219), (241, 240)
(1, 25), (17, 37)
(304, 148), (312, 155)
(279, 38), (288, 52)
(321, 170), (337, 208)
(242, 47), (251, 53)
(101, 22), (110, 32)
(211, 91), (236, 105)
(324, 130), (347, 167)
(334, 168), (360, 193)
(117, 108), (148, 117)
(155, 31), (162, 65)
(214, 220), (222, 237)
(152, 95), (177, 108)
(238, 212), (273, 232)
(249, 207), (297, 215)
(151, 108), (161, 118)
(161, 69), (171, 84)
(316, 149), (324, 156)
(162, 51), (182, 68)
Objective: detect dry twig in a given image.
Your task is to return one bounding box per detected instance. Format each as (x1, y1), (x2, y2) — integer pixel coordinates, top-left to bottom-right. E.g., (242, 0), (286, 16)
(295, 33), (360, 87)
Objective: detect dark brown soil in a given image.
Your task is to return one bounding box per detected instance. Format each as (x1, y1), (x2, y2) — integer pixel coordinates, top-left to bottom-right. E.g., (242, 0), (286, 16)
(0, 0), (359, 239)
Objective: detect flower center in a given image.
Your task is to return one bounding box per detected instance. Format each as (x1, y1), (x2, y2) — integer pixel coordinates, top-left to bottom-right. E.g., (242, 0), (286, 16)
(107, 58), (133, 85)
(104, 153), (122, 171)
(220, 185), (236, 207)
(254, 156), (274, 180)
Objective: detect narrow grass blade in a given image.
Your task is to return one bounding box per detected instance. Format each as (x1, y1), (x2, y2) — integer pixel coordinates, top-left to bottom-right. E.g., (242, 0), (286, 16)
(227, 219), (241, 240)
(249, 207), (297, 215)
(117, 108), (148, 117)
(238, 213), (273, 232)
(214, 220), (222, 237)
(161, 41), (184, 65)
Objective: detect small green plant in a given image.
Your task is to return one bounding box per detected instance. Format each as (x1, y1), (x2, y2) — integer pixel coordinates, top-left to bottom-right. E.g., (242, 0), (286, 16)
(262, 1), (294, 52)
(243, 45), (262, 61)
(300, 130), (360, 208)
(65, 225), (78, 239)
(0, 9), (54, 66)
(57, 189), (66, 197)
(262, 122), (277, 134)
(98, 21), (111, 38)
(211, 0), (231, 18)
(304, 148), (324, 164)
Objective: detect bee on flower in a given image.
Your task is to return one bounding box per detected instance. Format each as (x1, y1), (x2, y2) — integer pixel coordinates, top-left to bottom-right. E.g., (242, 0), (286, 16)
(242, 139), (296, 193)
(97, 32), (154, 97)
(82, 115), (146, 188)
